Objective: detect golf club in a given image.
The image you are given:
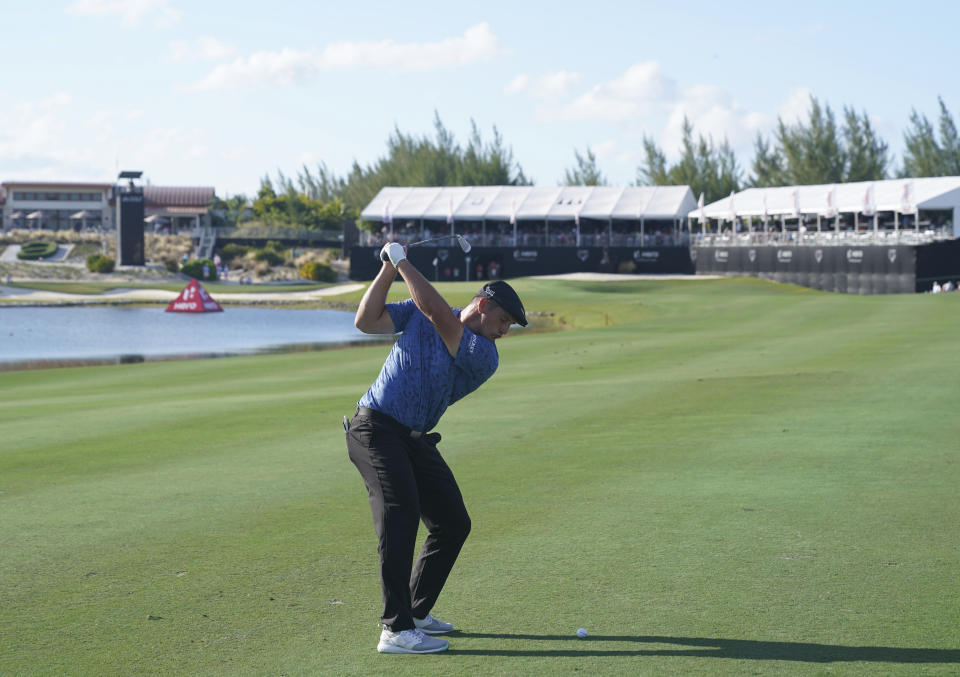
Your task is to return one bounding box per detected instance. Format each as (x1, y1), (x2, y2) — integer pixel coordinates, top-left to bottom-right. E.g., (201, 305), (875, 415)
(407, 234), (472, 253)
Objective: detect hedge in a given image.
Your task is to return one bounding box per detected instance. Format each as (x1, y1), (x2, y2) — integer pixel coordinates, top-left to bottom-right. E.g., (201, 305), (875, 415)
(299, 261), (337, 282)
(86, 254), (115, 273)
(181, 258), (218, 281)
(17, 241), (58, 260)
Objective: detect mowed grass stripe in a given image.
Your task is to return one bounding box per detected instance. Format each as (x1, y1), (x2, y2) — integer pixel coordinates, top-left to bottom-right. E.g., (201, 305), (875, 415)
(1, 278), (959, 676)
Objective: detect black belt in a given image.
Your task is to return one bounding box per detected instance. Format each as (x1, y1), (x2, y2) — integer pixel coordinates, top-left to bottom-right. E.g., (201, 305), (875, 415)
(355, 406), (426, 439)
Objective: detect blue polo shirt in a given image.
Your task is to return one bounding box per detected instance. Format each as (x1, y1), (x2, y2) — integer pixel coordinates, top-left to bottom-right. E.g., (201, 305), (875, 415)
(358, 299), (499, 432)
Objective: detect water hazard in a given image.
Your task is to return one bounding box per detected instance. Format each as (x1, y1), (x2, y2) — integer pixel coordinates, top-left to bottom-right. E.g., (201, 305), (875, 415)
(0, 306), (387, 370)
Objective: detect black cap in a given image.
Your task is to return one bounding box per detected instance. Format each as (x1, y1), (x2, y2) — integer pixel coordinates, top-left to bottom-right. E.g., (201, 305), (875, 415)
(478, 280), (527, 326)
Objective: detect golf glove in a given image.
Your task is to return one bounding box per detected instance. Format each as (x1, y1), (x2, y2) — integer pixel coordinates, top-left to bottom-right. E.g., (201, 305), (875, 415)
(380, 243), (406, 268)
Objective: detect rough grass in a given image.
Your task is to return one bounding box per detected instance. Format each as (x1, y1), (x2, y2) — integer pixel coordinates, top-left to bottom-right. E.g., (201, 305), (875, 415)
(1, 278), (958, 676)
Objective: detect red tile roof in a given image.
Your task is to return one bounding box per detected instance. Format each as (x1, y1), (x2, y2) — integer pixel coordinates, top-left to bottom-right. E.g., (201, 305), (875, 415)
(144, 186), (215, 208)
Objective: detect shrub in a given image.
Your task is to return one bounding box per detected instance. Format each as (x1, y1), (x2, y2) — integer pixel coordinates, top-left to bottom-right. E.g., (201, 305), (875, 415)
(299, 261), (337, 282)
(86, 254), (115, 273)
(163, 259), (180, 273)
(253, 248), (285, 266)
(181, 258), (218, 280)
(219, 243), (248, 263)
(144, 233), (192, 264)
(17, 241), (58, 260)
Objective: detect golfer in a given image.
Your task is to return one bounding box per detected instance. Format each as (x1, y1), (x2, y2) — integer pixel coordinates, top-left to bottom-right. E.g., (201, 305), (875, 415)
(346, 242), (527, 654)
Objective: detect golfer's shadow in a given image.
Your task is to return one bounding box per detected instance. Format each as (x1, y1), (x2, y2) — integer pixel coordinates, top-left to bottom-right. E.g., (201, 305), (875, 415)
(449, 632), (960, 663)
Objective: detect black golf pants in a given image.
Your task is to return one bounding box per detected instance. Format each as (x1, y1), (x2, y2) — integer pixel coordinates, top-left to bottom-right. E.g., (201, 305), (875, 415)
(346, 410), (471, 632)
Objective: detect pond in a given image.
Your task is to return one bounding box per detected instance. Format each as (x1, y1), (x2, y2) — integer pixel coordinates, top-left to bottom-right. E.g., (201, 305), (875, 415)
(0, 306), (387, 369)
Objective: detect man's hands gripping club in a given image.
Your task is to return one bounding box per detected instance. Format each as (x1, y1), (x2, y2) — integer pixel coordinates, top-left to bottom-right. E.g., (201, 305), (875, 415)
(380, 243), (407, 268)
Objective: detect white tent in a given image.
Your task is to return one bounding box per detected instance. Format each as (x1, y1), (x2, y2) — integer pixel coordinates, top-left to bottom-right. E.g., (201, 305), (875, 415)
(687, 176), (960, 238)
(362, 185), (697, 223)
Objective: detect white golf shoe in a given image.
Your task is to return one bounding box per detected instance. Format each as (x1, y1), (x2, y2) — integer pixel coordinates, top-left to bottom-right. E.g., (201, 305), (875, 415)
(377, 627), (450, 654)
(413, 613), (455, 634)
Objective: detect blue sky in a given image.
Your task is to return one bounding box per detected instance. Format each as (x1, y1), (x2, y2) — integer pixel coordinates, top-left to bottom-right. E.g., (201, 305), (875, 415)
(1, 0), (957, 197)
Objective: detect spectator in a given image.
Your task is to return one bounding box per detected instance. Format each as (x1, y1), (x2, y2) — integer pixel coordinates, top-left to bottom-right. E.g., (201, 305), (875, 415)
(943, 280), (956, 292)
(931, 281), (942, 294)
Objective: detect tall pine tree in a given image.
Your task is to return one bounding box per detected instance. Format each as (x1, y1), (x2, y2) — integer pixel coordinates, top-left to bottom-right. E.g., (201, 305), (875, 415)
(637, 117), (741, 203)
(563, 147), (607, 186)
(750, 96), (888, 186)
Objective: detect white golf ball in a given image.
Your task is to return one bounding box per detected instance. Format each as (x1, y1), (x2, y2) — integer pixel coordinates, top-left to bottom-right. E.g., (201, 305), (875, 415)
(576, 627), (588, 639)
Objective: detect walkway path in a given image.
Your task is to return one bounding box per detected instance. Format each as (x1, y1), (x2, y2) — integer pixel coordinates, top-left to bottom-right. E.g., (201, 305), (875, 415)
(0, 282), (365, 305)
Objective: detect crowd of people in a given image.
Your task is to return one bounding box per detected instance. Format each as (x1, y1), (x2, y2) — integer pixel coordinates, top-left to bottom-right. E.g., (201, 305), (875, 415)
(931, 280), (959, 293)
(361, 224), (688, 248)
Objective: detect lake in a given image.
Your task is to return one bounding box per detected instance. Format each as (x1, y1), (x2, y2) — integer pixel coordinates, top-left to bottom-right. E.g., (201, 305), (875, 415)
(0, 307), (387, 369)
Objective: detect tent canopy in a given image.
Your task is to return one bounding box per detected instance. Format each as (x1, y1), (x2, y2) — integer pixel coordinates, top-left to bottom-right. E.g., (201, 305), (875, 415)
(362, 185), (697, 223)
(689, 176), (960, 220)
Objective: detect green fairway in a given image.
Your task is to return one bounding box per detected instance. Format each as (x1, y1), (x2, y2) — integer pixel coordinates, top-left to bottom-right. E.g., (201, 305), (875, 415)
(1, 278), (958, 676)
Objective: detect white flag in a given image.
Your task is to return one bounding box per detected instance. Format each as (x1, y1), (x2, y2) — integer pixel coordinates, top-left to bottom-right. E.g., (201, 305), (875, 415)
(863, 184), (875, 216)
(727, 191), (736, 224)
(761, 192), (768, 221)
(791, 189), (800, 217)
(824, 186), (837, 218)
(900, 181), (914, 214)
(697, 192), (705, 223)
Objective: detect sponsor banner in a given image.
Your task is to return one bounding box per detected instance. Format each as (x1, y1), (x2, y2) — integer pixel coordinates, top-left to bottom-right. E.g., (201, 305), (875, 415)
(690, 245), (920, 294)
(634, 249), (662, 263)
(350, 246), (695, 280)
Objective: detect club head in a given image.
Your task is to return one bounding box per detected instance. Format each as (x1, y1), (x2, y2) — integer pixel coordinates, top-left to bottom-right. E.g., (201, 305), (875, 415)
(457, 236), (472, 253)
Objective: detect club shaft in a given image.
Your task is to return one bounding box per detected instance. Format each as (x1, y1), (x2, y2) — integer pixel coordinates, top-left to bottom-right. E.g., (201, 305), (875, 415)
(408, 235), (462, 247)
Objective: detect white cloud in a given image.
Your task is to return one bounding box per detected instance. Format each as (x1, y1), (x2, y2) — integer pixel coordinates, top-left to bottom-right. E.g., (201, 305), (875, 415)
(169, 36), (236, 63)
(504, 74), (529, 94)
(187, 22), (501, 91)
(534, 61), (814, 171)
(554, 61), (677, 122)
(505, 71), (581, 99)
(0, 95), (211, 183)
(662, 85), (765, 152)
(85, 108), (147, 144)
(0, 93), (112, 180)
(778, 87), (813, 124)
(66, 0), (182, 27)
(132, 127), (207, 164)
(0, 93), (72, 158)
(189, 48), (319, 91)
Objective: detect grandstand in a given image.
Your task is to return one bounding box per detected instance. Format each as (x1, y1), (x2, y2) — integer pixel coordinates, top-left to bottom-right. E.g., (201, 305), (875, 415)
(687, 176), (960, 246)
(352, 185), (697, 280)
(688, 177), (960, 293)
(360, 185), (696, 248)
(353, 180), (959, 293)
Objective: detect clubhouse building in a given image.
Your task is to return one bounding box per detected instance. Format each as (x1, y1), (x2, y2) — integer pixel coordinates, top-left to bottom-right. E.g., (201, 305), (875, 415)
(0, 181), (215, 234)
